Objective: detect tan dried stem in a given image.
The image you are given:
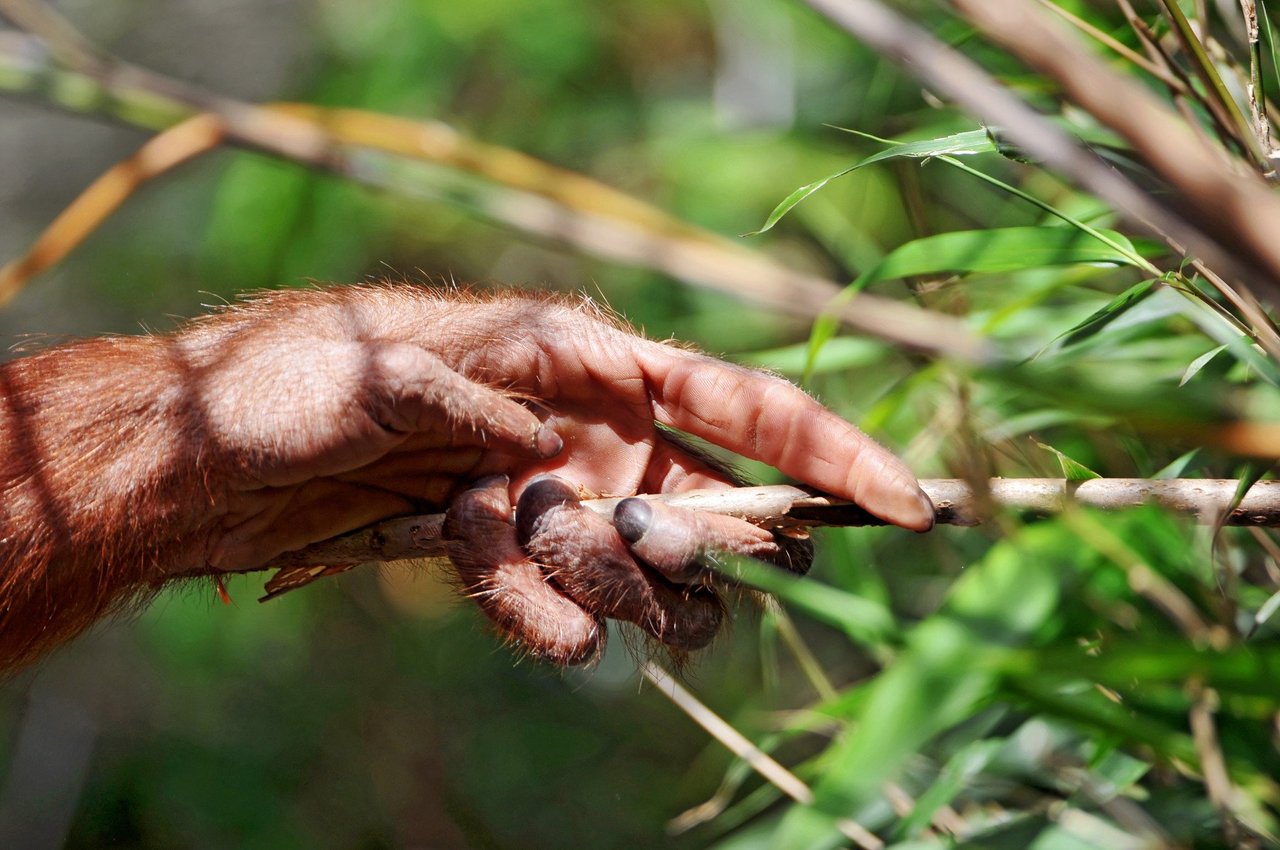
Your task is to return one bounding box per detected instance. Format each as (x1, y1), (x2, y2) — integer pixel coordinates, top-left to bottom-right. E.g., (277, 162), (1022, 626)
(943, 0), (1280, 292)
(243, 479), (1280, 601)
(0, 9), (987, 360)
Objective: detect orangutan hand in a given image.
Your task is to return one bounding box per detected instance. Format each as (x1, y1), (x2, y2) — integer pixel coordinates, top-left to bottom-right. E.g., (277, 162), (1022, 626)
(185, 285), (932, 663)
(0, 283), (932, 668)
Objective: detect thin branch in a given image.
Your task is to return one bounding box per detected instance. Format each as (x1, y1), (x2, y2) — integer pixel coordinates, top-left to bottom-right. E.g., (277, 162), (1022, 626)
(1240, 0), (1279, 172)
(1188, 685), (1246, 844)
(641, 661), (885, 850)
(1033, 0), (1187, 94)
(246, 479), (1280, 588)
(1154, 0), (1262, 165)
(0, 114), (224, 302)
(942, 0), (1280, 286)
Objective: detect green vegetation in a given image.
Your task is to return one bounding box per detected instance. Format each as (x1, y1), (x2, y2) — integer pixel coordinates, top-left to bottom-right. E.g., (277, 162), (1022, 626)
(1, 0), (1278, 848)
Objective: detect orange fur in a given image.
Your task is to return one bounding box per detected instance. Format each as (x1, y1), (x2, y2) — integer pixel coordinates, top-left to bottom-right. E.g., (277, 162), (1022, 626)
(0, 283), (594, 669)
(0, 282), (814, 669)
(0, 334), (218, 669)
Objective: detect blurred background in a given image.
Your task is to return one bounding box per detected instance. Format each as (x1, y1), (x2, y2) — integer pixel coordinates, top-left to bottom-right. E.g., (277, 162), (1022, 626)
(1, 0), (1278, 848)
(0, 1), (935, 847)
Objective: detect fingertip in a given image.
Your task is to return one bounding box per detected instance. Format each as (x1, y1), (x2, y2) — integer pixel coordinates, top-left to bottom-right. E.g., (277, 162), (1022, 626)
(612, 498), (652, 543)
(535, 424), (563, 459)
(515, 474), (579, 544)
(851, 457), (935, 532)
(896, 485), (936, 532)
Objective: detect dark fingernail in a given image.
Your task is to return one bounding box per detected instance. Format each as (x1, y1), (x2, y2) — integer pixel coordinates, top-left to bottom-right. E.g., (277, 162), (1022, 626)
(612, 498), (652, 543)
(516, 475), (578, 544)
(473, 473), (510, 490)
(534, 424), (563, 459)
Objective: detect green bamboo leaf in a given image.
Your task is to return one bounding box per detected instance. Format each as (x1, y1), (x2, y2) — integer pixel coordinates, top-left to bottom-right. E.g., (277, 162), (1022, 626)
(801, 226), (1141, 380)
(801, 314), (844, 386)
(852, 226), (1140, 282)
(748, 130), (995, 234)
(842, 128), (996, 167)
(1215, 462), (1267, 540)
(1262, 3), (1280, 103)
(1252, 589), (1280, 636)
(937, 156), (1159, 274)
(738, 336), (883, 377)
(1024, 642), (1280, 701)
(1153, 448), (1199, 479)
(718, 557), (899, 649)
(1156, 0), (1260, 163)
(898, 738), (1003, 839)
(1179, 344), (1227, 386)
(1085, 748), (1151, 797)
(984, 410), (1097, 443)
(1033, 440), (1102, 481)
(771, 529), (1064, 849)
(1009, 679), (1198, 764)
(1054, 279), (1157, 349)
(1023, 823), (1126, 850)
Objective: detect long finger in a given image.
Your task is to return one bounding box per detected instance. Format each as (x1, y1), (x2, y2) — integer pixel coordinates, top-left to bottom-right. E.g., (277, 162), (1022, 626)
(635, 343), (935, 531)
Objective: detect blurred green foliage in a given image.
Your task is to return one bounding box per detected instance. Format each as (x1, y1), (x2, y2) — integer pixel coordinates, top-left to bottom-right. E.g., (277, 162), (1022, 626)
(1, 0), (1279, 848)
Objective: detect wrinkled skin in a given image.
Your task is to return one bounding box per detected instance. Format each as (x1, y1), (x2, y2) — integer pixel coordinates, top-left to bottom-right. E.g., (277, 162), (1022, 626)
(0, 284), (933, 669)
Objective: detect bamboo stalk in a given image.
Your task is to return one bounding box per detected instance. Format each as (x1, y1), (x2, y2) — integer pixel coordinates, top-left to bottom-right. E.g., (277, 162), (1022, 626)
(0, 26), (987, 361)
(259, 478), (1280, 577)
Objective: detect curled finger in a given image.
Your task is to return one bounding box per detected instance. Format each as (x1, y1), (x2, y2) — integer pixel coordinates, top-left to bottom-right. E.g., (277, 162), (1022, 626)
(517, 476), (723, 652)
(364, 341), (563, 459)
(443, 475), (603, 665)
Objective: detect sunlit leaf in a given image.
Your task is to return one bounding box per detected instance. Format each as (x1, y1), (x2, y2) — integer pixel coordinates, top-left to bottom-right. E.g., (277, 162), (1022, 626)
(853, 226), (1141, 283)
(1252, 589), (1280, 636)
(771, 528), (1065, 848)
(1053, 279), (1158, 349)
(1154, 448), (1199, 479)
(1023, 642), (1280, 701)
(749, 130), (996, 234)
(1034, 440), (1102, 481)
(738, 336), (884, 377)
(803, 226), (1141, 379)
(719, 558), (899, 649)
(1180, 344), (1227, 385)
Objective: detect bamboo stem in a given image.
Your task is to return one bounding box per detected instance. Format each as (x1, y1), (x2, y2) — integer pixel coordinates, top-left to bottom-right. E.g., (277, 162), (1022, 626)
(259, 479), (1280, 576)
(0, 26), (986, 361)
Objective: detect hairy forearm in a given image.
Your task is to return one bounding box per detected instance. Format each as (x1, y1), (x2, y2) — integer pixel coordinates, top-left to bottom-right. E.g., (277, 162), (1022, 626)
(0, 285), (553, 668)
(0, 334), (218, 668)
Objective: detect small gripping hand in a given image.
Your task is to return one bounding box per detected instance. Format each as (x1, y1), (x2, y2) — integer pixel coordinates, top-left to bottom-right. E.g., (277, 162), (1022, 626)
(190, 285), (934, 663)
